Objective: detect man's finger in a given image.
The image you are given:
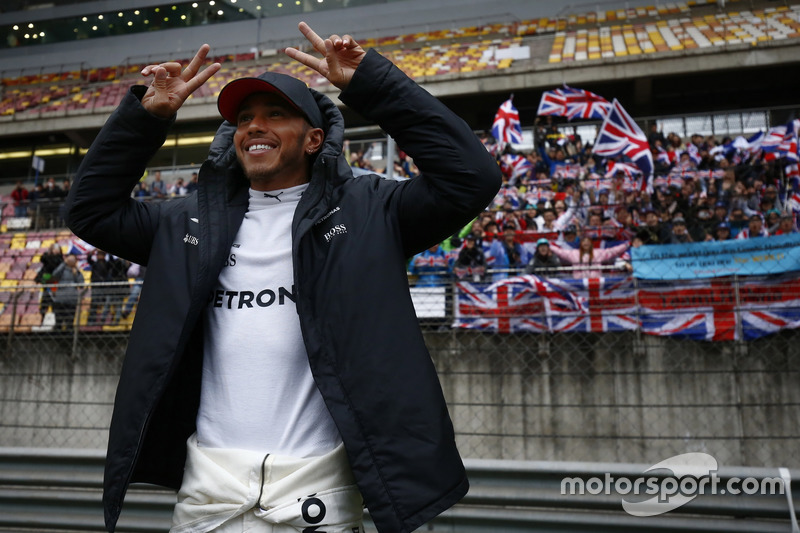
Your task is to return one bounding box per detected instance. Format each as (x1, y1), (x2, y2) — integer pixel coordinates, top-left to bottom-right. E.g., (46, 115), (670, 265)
(184, 62), (221, 95)
(298, 21), (327, 55)
(284, 47), (324, 73)
(182, 44), (211, 81)
(158, 62), (184, 77)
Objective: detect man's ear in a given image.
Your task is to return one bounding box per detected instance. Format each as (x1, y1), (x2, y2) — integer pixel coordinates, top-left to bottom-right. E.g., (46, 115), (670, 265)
(306, 128), (324, 154)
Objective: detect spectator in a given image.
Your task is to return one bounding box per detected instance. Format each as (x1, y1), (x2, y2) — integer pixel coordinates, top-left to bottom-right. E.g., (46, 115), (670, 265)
(525, 238), (561, 276)
(496, 224), (528, 274)
(550, 236), (629, 279)
(151, 171), (167, 198)
(728, 207), (747, 238)
(118, 263), (145, 320)
(765, 209), (781, 235)
(88, 250), (126, 325)
(737, 213), (769, 239)
(10, 180), (29, 217)
(454, 234), (487, 282)
(666, 216), (693, 244)
(774, 214), (797, 236)
(689, 206), (715, 242)
(168, 177), (188, 196)
(559, 224), (580, 248)
(408, 244), (449, 286)
(50, 253), (83, 332)
(711, 201), (729, 226)
(35, 243), (63, 317)
(186, 171), (199, 194)
(134, 182), (151, 199)
(713, 222), (732, 241)
(522, 203), (538, 231)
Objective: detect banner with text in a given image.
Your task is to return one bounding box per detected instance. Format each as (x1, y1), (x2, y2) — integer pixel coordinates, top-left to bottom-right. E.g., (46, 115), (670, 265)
(631, 234), (800, 280)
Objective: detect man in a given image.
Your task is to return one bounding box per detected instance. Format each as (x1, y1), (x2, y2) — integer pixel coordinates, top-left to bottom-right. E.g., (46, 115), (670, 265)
(11, 180), (29, 217)
(737, 213), (769, 239)
(666, 216), (693, 244)
(525, 237), (561, 276)
(150, 170), (167, 198)
(65, 23), (500, 533)
(499, 223), (527, 271)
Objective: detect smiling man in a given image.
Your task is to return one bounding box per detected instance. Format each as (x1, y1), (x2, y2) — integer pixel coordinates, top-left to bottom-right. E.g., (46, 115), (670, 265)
(65, 22), (500, 533)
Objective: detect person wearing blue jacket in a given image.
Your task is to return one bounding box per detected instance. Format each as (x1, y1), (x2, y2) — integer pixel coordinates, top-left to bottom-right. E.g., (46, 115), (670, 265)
(65, 22), (501, 533)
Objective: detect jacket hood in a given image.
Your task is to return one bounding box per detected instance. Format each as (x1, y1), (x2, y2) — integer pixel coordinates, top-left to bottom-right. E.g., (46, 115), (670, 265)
(206, 83), (347, 175)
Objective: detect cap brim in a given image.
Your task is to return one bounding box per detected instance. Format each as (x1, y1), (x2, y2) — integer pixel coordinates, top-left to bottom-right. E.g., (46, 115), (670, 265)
(217, 77), (303, 124)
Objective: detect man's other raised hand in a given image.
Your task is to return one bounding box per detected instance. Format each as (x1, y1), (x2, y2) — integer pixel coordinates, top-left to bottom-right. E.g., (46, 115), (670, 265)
(140, 44), (221, 119)
(284, 22), (366, 91)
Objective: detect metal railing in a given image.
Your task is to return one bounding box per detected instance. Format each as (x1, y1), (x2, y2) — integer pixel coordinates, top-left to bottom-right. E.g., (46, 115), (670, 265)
(0, 447), (797, 532)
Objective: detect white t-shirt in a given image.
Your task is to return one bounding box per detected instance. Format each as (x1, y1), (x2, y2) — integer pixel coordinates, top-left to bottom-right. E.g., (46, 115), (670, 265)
(196, 184), (342, 457)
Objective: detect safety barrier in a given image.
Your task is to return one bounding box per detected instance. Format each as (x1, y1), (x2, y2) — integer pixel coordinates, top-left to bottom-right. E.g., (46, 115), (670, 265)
(1, 448), (797, 533)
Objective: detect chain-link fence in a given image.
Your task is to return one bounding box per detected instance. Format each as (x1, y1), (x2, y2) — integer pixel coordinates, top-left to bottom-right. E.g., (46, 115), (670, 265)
(1, 273), (798, 471)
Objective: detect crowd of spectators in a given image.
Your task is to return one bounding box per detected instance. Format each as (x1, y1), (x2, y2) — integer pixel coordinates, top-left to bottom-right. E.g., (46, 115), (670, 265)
(5, 118), (797, 287)
(408, 116), (800, 284)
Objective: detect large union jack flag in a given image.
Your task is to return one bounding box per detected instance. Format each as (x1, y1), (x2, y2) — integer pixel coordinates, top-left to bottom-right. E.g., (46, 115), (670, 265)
(492, 97), (524, 147)
(454, 276), (638, 334)
(593, 99), (653, 178)
(453, 275), (800, 341)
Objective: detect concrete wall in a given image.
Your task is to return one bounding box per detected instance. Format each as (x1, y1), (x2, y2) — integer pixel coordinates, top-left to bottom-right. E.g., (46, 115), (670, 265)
(1, 329), (797, 469)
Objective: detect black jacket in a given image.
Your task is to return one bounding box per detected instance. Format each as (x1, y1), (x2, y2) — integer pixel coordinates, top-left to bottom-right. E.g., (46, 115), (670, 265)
(65, 50), (501, 533)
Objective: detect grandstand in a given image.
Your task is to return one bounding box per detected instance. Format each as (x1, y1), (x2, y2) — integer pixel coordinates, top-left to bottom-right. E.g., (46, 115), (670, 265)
(2, 1), (800, 531)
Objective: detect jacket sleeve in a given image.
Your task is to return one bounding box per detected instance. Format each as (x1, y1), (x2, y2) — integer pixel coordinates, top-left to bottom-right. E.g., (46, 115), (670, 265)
(64, 86), (176, 266)
(595, 242), (630, 262)
(549, 244), (577, 264)
(339, 50), (502, 257)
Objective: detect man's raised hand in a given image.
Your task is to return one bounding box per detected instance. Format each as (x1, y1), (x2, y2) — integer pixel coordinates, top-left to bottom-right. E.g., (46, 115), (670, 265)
(140, 44), (221, 119)
(284, 22), (366, 91)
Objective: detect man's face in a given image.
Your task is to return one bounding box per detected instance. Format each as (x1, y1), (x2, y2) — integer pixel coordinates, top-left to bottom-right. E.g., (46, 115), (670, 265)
(646, 212), (659, 227)
(233, 93), (323, 190)
(749, 218), (762, 234)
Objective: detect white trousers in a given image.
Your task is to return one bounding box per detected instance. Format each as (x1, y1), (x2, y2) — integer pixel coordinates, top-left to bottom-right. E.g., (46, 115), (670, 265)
(171, 435), (364, 533)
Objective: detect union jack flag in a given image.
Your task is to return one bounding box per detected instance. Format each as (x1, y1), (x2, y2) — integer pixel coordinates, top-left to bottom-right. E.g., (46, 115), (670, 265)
(593, 99), (653, 178)
(553, 164), (583, 180)
(762, 125), (787, 161)
(452, 274), (800, 341)
(638, 276), (800, 341)
(778, 119), (800, 162)
(656, 146), (679, 167)
(537, 90), (567, 117)
(68, 237), (95, 271)
(605, 161), (641, 178)
(500, 153), (533, 183)
(492, 97), (524, 148)
(454, 276), (638, 333)
(537, 86), (611, 121)
(685, 143), (702, 166)
(561, 85), (612, 120)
